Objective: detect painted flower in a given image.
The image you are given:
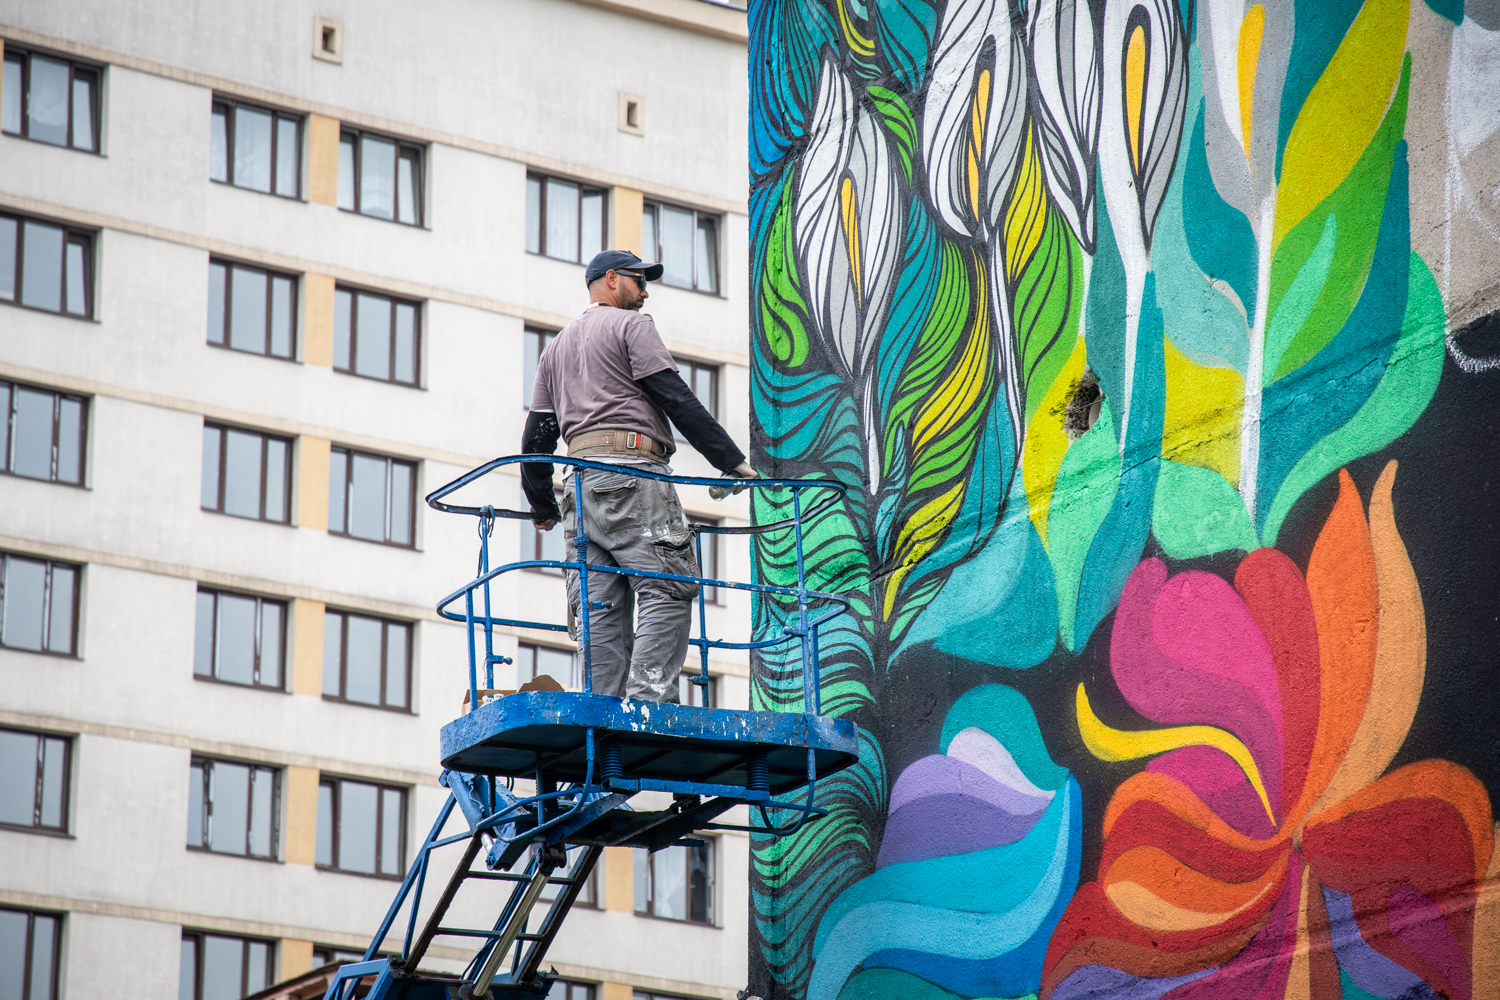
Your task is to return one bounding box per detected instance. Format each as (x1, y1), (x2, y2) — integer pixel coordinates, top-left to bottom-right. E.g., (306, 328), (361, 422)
(811, 685), (1080, 1000)
(1044, 463), (1494, 999)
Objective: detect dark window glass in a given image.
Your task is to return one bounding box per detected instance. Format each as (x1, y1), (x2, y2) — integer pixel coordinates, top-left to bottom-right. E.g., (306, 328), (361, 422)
(332, 288), (420, 386)
(1, 380), (86, 485)
(337, 128), (422, 225)
(1, 48), (99, 152)
(0, 908), (61, 1000)
(178, 932), (272, 1000)
(187, 758), (278, 859)
(515, 642), (575, 690)
(0, 554), (78, 655)
(192, 589), (285, 690)
(206, 261), (295, 359)
(201, 424), (291, 523)
(643, 201), (719, 294)
(315, 777), (405, 877)
(633, 840), (714, 924)
(522, 327), (556, 407)
(209, 98), (300, 198)
(0, 728), (70, 833)
(525, 173), (606, 264)
(0, 212), (92, 317)
(321, 610), (412, 711)
(328, 447), (416, 546)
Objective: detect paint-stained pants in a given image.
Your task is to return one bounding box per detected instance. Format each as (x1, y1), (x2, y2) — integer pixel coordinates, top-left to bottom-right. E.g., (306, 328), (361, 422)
(560, 463), (698, 701)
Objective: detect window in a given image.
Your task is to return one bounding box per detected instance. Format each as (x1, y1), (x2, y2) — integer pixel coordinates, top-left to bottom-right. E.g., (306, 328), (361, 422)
(311, 946), (366, 969)
(322, 610), (411, 711)
(695, 520), (720, 605)
(207, 261), (296, 359)
(0, 212), (93, 317)
(0, 908), (61, 1000)
(333, 287), (420, 385)
(179, 932), (272, 1000)
(0, 728), (69, 833)
(2, 47), (99, 152)
(677, 672), (716, 708)
(187, 758), (278, 859)
(633, 839), (713, 924)
(316, 777), (405, 877)
(538, 847), (597, 907)
(521, 521), (565, 577)
(643, 202), (718, 294)
(201, 425), (291, 524)
(338, 128), (422, 225)
(328, 447), (416, 547)
(515, 642), (574, 689)
(526, 174), (605, 264)
(522, 327), (557, 406)
(210, 98), (300, 198)
(0, 554), (78, 655)
(672, 360), (719, 441)
(193, 589), (285, 690)
(1, 380), (85, 485)
(547, 982), (596, 1000)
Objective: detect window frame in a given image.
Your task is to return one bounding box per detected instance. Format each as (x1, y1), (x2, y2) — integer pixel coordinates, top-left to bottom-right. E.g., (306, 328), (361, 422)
(642, 200), (721, 295)
(525, 172), (608, 264)
(515, 642), (576, 690)
(693, 520), (721, 606)
(547, 981), (598, 1000)
(337, 127), (424, 226)
(0, 726), (71, 835)
(316, 776), (407, 879)
(200, 423), (293, 525)
(538, 848), (599, 909)
(207, 259), (299, 360)
(0, 210), (95, 319)
(0, 906), (63, 1000)
(192, 588), (287, 691)
(327, 446), (417, 548)
(633, 837), (715, 925)
(178, 930), (275, 1000)
(321, 609), (413, 712)
(521, 519), (565, 578)
(522, 326), (557, 408)
(331, 285), (422, 387)
(186, 756), (280, 861)
(1, 45), (101, 153)
(0, 552), (80, 657)
(0, 379), (88, 486)
(209, 96), (303, 199)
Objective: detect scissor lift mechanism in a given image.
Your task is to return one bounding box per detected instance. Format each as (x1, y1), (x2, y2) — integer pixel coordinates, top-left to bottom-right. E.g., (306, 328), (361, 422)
(321, 456), (858, 1000)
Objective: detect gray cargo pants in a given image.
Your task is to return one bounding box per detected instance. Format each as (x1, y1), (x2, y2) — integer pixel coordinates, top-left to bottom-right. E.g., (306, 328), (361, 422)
(560, 463), (697, 701)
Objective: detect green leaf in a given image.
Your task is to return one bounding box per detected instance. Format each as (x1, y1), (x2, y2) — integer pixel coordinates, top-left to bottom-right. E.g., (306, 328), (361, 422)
(867, 85), (916, 184)
(760, 170), (810, 367)
(1263, 215), (1336, 383)
(1263, 252), (1446, 545)
(1152, 460), (1259, 559)
(1047, 402), (1122, 650)
(1014, 208), (1083, 426)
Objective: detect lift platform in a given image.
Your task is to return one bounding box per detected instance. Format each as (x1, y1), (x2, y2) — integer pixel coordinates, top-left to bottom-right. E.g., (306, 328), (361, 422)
(321, 456), (857, 1000)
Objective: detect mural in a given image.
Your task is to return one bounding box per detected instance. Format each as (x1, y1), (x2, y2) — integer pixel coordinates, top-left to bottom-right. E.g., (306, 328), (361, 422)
(747, 0), (1500, 997)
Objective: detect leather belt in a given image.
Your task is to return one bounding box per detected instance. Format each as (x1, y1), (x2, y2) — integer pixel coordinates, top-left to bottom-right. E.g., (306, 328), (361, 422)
(567, 429), (669, 462)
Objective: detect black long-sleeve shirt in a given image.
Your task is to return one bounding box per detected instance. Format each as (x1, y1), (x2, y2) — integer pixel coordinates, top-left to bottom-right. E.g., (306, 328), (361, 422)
(521, 369), (745, 520)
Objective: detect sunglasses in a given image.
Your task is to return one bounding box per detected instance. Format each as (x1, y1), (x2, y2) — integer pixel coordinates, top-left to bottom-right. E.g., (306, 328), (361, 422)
(617, 271), (648, 290)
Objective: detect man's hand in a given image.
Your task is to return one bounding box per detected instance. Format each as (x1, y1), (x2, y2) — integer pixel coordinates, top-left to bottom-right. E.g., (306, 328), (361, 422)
(731, 462), (759, 481)
(711, 464), (760, 500)
(532, 513), (559, 530)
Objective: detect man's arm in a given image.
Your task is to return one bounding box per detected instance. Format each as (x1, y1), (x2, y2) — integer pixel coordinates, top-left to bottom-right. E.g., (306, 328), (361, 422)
(521, 409), (561, 527)
(636, 369), (749, 474)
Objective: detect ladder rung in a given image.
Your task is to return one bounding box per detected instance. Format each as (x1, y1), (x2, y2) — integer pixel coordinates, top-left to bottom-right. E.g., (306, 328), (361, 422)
(464, 871), (577, 885)
(434, 926), (505, 939)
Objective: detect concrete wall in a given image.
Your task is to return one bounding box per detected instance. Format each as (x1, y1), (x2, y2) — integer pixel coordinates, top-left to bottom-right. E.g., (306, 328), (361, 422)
(747, 1), (1500, 998)
(0, 0), (755, 996)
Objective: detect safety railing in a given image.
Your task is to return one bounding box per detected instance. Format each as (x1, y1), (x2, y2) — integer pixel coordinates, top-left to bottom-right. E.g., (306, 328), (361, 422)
(425, 454), (850, 719)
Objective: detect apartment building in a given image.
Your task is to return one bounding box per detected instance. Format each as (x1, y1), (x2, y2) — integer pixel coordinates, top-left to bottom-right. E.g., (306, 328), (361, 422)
(0, 3), (753, 1000)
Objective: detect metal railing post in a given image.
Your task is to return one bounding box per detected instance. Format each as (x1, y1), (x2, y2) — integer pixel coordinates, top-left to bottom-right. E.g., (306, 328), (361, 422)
(574, 469), (593, 694)
(694, 530), (710, 697)
(480, 511), (495, 690)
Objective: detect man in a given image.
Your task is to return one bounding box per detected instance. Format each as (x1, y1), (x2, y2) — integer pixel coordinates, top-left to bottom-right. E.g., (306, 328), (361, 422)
(522, 249), (757, 702)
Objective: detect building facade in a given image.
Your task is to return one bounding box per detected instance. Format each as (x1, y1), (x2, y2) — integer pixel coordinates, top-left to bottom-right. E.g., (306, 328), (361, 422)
(746, 1), (1500, 999)
(0, 2), (756, 1000)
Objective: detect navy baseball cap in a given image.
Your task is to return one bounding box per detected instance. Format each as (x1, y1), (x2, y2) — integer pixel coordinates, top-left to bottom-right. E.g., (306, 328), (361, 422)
(585, 250), (664, 286)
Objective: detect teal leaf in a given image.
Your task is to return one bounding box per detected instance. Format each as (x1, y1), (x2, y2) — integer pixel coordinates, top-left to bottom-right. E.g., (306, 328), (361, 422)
(1152, 460), (1259, 559)
(1262, 253), (1446, 545)
(1263, 215), (1337, 383)
(1048, 403), (1121, 651)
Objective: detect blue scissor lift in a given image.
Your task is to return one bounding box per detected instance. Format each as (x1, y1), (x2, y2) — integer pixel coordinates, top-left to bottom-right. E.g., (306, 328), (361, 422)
(322, 456), (857, 1000)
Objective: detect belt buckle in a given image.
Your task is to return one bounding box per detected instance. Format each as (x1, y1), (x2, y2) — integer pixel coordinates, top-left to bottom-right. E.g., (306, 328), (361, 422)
(626, 432), (639, 450)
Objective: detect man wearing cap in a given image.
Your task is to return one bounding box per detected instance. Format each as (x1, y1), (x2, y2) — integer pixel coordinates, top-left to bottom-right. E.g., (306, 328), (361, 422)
(521, 250), (757, 702)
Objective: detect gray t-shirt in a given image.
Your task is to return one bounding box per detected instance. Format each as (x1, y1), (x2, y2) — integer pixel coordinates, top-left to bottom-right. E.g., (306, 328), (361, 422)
(531, 306), (677, 451)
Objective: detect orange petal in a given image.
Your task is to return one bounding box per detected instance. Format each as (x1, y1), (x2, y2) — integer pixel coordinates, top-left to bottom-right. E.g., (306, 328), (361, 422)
(1105, 845), (1279, 928)
(1313, 460), (1426, 815)
(1104, 771), (1287, 855)
(1293, 469), (1378, 827)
